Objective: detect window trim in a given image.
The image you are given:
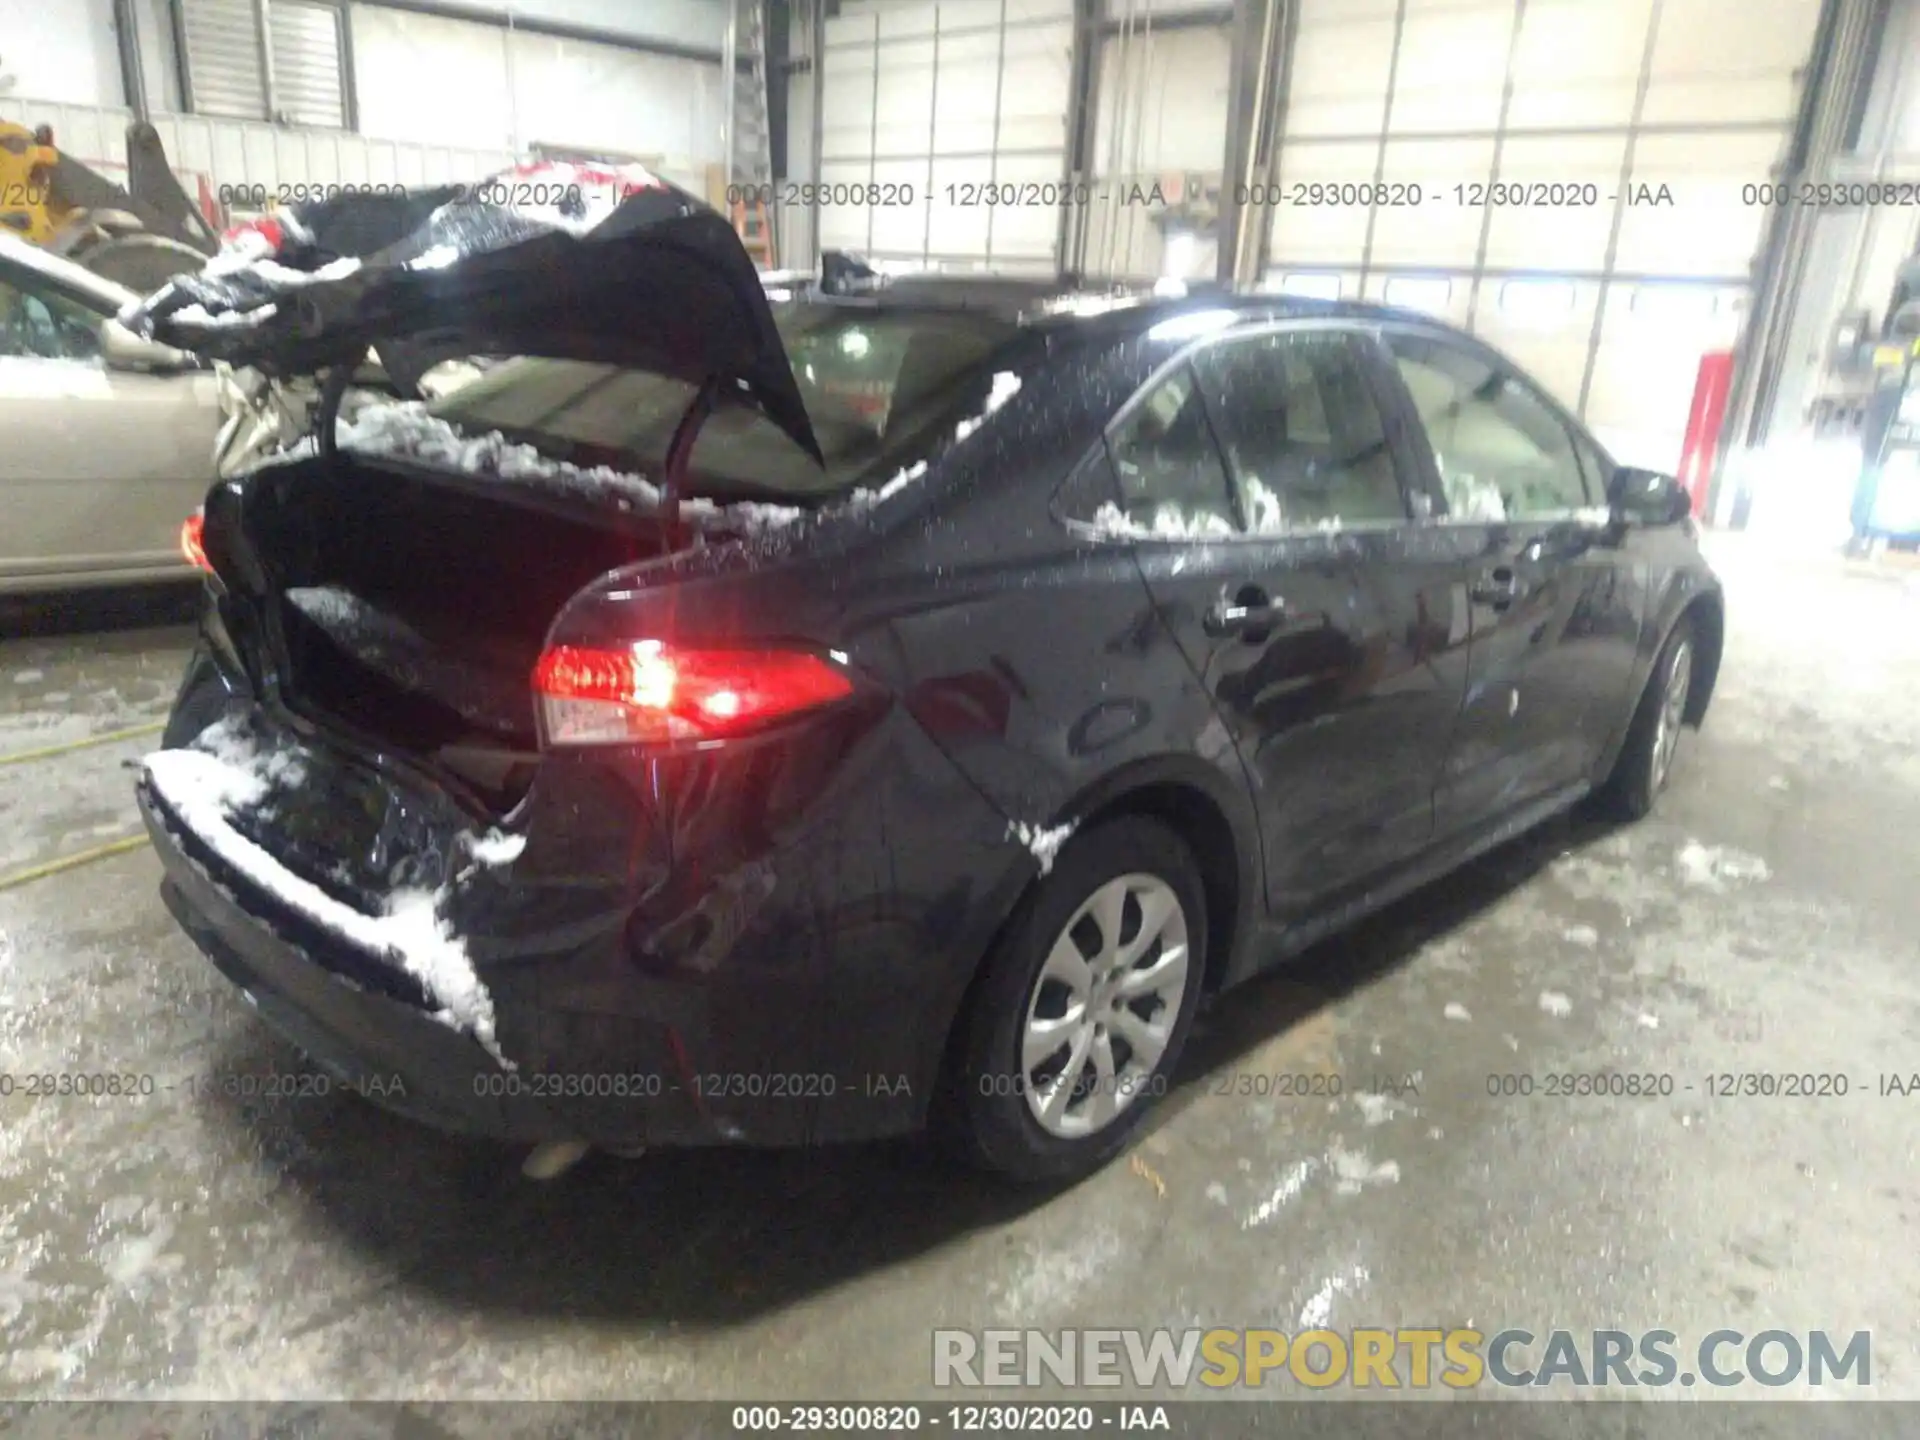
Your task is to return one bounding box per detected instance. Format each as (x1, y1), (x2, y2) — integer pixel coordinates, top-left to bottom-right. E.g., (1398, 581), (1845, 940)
(0, 259), (114, 363)
(0, 257), (119, 323)
(1058, 316), (1426, 545)
(1371, 319), (1618, 526)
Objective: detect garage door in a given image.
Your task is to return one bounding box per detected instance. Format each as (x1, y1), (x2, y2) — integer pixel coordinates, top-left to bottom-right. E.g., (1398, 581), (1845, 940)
(819, 0), (1075, 273)
(1264, 0), (1824, 471)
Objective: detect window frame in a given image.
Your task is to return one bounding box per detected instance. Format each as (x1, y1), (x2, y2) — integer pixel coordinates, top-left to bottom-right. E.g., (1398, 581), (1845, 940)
(1057, 317), (1429, 545)
(1373, 321), (1616, 525)
(0, 257), (114, 363)
(1099, 357), (1242, 535)
(1189, 327), (1418, 536)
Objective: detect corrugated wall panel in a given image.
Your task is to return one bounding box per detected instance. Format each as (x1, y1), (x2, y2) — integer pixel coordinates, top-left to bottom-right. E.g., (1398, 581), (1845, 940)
(1265, 0), (1821, 471)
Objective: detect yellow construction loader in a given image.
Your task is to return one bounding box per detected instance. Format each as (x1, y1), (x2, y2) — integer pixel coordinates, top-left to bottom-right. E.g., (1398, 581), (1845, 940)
(0, 118), (218, 291)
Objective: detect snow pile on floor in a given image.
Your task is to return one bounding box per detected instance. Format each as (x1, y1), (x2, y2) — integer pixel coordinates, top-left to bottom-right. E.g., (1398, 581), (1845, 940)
(1537, 990), (1574, 1018)
(142, 721), (513, 1068)
(1676, 839), (1772, 891)
(1008, 819), (1076, 876)
(336, 402), (807, 532)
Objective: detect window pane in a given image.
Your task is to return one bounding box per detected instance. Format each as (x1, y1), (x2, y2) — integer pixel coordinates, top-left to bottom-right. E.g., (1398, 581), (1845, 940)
(429, 304), (1017, 499)
(1386, 334), (1590, 519)
(1191, 331), (1406, 532)
(1383, 276), (1452, 314)
(1105, 365), (1238, 535)
(0, 281), (103, 361)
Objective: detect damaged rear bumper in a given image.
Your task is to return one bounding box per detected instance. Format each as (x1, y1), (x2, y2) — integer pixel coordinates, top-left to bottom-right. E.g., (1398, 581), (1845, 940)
(140, 664), (1027, 1150)
(140, 775), (702, 1144)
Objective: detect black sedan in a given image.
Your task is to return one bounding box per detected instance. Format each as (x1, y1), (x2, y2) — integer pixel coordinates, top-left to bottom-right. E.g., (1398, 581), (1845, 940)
(128, 176), (1723, 1183)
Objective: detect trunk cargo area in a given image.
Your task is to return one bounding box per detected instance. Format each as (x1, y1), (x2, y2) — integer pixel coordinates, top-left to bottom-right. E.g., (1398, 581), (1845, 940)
(226, 453), (677, 812)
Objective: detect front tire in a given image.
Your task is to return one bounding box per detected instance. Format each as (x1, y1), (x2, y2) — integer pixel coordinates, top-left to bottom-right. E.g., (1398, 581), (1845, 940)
(939, 816), (1208, 1185)
(1600, 616), (1695, 819)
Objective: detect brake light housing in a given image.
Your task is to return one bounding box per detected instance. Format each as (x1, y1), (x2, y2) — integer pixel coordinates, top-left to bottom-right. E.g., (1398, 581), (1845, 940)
(532, 641), (856, 747)
(180, 511), (212, 574)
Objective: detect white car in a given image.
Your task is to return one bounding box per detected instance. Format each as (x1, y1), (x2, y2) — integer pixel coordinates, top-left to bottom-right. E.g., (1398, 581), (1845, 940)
(0, 231), (222, 594)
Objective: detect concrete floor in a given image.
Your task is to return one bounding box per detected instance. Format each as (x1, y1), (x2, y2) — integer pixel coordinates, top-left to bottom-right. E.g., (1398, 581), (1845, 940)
(2, 537), (1918, 1402)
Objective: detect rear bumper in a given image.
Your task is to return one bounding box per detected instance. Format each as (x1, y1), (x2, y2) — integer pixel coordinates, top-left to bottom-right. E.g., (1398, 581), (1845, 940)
(141, 777), (698, 1144)
(142, 652), (1026, 1149)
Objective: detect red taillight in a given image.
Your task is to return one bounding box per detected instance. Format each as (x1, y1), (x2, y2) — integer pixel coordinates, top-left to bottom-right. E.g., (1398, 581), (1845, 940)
(180, 511), (211, 573)
(531, 641), (855, 747)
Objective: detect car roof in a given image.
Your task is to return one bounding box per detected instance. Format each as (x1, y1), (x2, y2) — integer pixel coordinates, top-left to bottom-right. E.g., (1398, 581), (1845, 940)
(0, 231), (138, 311)
(781, 270), (1450, 341)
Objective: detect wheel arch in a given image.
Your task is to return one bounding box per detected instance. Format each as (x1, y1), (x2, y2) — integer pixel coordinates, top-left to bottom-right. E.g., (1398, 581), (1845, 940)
(1678, 589), (1724, 726)
(999, 754), (1261, 998)
(925, 753), (1261, 1149)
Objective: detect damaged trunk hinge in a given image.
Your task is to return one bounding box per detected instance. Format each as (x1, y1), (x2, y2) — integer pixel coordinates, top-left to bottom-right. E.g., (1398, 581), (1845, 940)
(315, 361), (355, 461)
(661, 374), (725, 546)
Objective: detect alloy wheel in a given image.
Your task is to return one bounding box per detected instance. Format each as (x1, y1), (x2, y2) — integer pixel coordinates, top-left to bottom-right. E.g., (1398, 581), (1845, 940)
(1019, 872), (1191, 1139)
(1651, 639), (1692, 792)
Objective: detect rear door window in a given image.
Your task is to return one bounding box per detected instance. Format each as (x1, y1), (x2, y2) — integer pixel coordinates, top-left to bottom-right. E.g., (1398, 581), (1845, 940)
(1190, 330), (1408, 532)
(1102, 365), (1239, 536)
(0, 273), (105, 362)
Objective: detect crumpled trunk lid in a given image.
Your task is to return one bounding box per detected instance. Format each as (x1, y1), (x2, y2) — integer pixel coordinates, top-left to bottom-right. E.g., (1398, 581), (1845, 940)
(120, 161), (820, 465)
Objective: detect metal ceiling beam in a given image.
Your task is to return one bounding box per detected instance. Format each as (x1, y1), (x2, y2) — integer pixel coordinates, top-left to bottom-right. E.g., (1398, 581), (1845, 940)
(1715, 0), (1878, 519)
(1221, 0), (1290, 284)
(356, 0), (747, 67)
(1059, 0), (1103, 278)
(113, 0), (151, 121)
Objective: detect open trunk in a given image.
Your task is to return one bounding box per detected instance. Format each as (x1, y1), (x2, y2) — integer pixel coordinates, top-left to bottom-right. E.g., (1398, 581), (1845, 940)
(215, 449), (687, 815)
(123, 165), (826, 818)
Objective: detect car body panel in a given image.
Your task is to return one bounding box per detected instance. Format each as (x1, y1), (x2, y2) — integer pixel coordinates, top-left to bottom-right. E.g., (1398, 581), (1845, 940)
(1115, 325), (1476, 922)
(138, 269), (1724, 1150)
(0, 233), (220, 592)
(1366, 320), (1654, 836)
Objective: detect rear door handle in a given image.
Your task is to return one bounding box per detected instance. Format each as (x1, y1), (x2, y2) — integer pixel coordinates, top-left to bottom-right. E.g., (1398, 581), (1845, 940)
(1469, 566), (1525, 610)
(1204, 587), (1288, 638)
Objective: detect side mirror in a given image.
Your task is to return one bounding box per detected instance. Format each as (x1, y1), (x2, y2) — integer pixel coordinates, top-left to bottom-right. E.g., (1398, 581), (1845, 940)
(1607, 466), (1693, 527)
(99, 319), (198, 375)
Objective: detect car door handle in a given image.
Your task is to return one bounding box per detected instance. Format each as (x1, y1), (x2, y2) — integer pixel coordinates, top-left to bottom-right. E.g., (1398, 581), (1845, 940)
(1469, 567), (1525, 610)
(1204, 593), (1288, 637)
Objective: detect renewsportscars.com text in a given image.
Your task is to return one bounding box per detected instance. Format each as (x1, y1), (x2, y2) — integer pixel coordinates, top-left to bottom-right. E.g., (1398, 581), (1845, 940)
(932, 1327), (1871, 1390)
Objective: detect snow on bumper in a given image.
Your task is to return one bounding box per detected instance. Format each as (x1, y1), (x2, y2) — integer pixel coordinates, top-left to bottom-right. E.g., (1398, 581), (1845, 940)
(140, 739), (514, 1069)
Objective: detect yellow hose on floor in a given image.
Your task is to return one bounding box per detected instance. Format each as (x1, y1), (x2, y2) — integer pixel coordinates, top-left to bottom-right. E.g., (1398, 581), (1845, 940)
(0, 835), (152, 893)
(0, 721), (165, 769)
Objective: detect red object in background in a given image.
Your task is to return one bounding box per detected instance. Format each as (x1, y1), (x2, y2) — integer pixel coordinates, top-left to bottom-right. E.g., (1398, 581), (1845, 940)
(1676, 349), (1735, 519)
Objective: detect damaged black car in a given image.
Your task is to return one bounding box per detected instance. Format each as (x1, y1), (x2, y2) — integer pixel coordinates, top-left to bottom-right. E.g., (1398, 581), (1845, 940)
(129, 166), (1722, 1184)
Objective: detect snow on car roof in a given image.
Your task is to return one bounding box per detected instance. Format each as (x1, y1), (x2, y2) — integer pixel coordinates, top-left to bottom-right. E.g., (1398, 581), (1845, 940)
(0, 231), (139, 311)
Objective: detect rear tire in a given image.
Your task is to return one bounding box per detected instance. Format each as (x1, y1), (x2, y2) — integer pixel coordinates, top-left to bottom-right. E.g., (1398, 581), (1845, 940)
(1600, 616), (1695, 820)
(937, 816), (1207, 1185)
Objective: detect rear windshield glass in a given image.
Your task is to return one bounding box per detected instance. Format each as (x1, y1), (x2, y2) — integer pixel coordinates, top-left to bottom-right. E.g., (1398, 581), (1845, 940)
(424, 302), (1018, 501)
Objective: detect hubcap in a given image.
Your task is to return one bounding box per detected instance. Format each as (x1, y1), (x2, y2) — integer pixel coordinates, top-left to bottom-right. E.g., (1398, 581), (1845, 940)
(1019, 873), (1191, 1140)
(1651, 640), (1692, 791)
